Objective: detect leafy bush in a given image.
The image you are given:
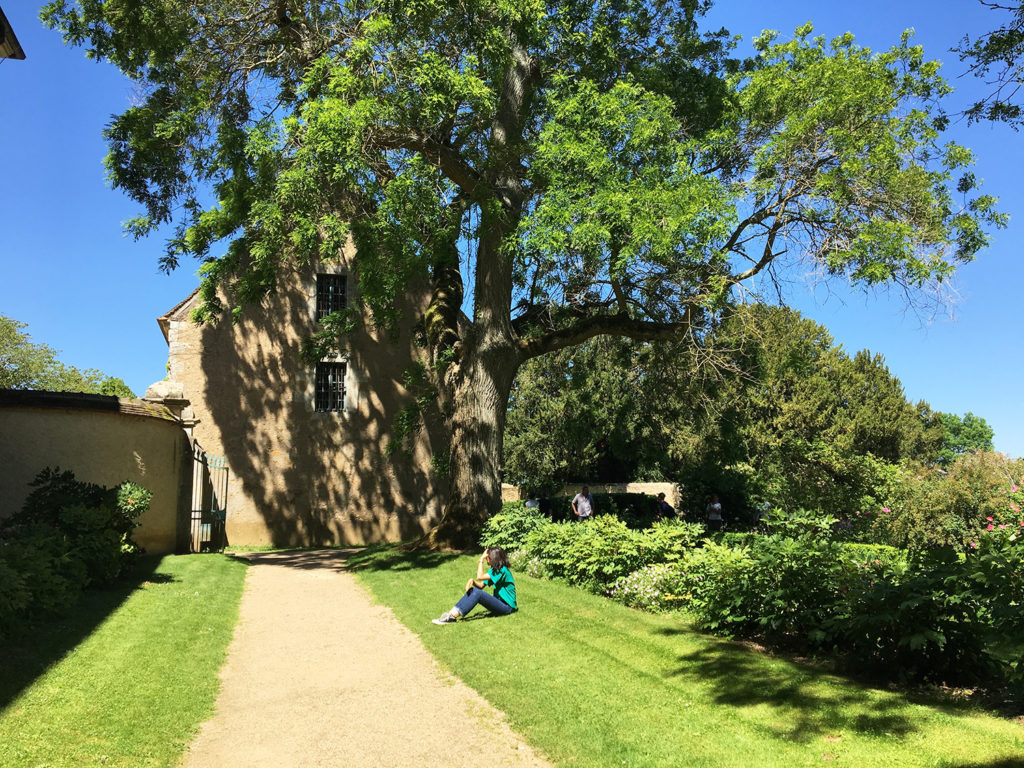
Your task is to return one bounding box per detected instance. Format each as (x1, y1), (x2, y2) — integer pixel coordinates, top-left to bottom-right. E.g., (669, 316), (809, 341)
(881, 452), (1024, 549)
(520, 515), (686, 592)
(826, 547), (994, 683)
(0, 468), (151, 639)
(509, 548), (549, 579)
(479, 502), (549, 551)
(643, 519), (707, 554)
(672, 527), (1021, 687)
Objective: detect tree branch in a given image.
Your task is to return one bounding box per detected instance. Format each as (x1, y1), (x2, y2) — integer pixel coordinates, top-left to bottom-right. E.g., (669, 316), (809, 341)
(518, 311), (692, 360)
(373, 129), (481, 195)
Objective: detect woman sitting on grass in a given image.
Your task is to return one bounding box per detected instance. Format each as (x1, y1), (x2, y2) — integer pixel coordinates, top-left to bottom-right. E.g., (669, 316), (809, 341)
(432, 547), (517, 624)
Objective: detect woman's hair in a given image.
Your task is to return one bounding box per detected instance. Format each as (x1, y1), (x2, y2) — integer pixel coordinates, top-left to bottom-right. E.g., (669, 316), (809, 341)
(486, 547), (511, 571)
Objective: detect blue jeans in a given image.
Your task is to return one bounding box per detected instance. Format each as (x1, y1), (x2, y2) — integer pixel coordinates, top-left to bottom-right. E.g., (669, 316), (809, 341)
(454, 587), (513, 618)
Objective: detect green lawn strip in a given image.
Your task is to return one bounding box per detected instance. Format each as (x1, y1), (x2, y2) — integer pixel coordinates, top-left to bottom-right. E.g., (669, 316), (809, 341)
(352, 550), (1024, 768)
(0, 554), (248, 768)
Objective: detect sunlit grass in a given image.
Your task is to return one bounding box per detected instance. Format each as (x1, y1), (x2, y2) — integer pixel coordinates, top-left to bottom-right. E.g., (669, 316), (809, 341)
(0, 554), (248, 768)
(352, 549), (1024, 768)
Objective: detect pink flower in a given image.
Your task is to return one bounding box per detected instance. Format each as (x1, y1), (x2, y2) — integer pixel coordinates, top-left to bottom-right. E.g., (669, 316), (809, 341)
(1011, 504), (1021, 513)
(1012, 485), (1020, 493)
(970, 542), (979, 548)
(987, 524), (995, 530)
(882, 507), (890, 514)
(987, 516), (994, 522)
(999, 524), (1007, 530)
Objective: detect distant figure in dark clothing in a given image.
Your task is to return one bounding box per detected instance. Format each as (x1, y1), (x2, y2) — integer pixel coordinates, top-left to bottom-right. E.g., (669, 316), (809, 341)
(656, 492), (675, 520)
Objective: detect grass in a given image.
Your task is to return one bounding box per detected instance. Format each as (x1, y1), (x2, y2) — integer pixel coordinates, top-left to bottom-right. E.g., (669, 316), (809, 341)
(351, 549), (1024, 768)
(0, 554), (248, 768)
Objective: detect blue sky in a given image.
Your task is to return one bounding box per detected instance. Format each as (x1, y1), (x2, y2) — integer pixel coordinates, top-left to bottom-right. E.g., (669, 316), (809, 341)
(0, 2), (1021, 456)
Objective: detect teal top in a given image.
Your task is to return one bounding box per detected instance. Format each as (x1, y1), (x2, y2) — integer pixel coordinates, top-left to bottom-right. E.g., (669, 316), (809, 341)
(486, 566), (517, 611)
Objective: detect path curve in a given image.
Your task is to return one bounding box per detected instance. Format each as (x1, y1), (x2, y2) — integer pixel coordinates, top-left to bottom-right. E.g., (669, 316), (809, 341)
(181, 550), (549, 768)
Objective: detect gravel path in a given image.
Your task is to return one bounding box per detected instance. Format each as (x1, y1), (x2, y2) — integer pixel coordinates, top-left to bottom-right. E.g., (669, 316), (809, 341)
(180, 550), (549, 768)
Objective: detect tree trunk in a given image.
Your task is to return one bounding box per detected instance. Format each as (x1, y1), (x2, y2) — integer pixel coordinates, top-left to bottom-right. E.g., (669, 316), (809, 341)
(424, 339), (519, 550)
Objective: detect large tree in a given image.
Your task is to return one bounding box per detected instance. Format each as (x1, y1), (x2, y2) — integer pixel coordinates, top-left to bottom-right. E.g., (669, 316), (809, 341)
(956, 1), (1024, 128)
(0, 315), (136, 396)
(46, 1), (1003, 546)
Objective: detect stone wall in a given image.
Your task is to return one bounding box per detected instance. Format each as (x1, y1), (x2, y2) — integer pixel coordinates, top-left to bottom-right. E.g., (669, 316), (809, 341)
(0, 390), (191, 554)
(500, 482), (681, 508)
(159, 255), (447, 548)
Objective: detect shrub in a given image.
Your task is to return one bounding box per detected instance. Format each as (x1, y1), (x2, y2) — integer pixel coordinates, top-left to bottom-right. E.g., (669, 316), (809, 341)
(521, 516), (674, 592)
(509, 548), (549, 579)
(826, 547), (994, 684)
(0, 469), (151, 639)
(643, 519), (707, 555)
(479, 502), (548, 551)
(608, 562), (689, 612)
(882, 453), (1024, 549)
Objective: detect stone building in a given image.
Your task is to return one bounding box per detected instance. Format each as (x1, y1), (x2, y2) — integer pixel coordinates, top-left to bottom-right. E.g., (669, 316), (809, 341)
(155, 251), (446, 548)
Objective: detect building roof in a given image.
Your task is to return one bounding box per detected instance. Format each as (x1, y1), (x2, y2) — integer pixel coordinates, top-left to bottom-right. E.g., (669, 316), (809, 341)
(156, 287), (201, 343)
(0, 6), (26, 60)
(0, 389), (179, 422)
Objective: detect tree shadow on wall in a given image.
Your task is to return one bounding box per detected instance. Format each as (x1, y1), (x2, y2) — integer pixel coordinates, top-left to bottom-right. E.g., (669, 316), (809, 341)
(0, 556), (168, 710)
(196, 267), (448, 549)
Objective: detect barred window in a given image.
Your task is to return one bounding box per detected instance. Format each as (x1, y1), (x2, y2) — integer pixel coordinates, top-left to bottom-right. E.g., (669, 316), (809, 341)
(316, 274), (347, 320)
(314, 362), (346, 412)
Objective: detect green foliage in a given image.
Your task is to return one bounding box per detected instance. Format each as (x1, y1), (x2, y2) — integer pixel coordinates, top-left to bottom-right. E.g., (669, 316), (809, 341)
(478, 502), (549, 551)
(608, 562), (689, 612)
(0, 469), (151, 639)
(356, 551), (1024, 767)
(505, 337), (710, 494)
(0, 315), (135, 396)
(828, 547), (994, 684)
(882, 452), (1024, 549)
(937, 411), (995, 466)
(955, 1), (1024, 128)
(668, 528), (1022, 687)
(45, 1), (1004, 541)
(516, 514), (704, 593)
(522, 517), (655, 593)
(507, 305), (941, 528)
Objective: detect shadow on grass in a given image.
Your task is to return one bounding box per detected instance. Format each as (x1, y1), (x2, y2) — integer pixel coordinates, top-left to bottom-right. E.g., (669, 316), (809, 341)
(941, 761), (1024, 768)
(344, 545), (459, 573)
(227, 545), (459, 574)
(0, 555), (168, 711)
(660, 629), (928, 743)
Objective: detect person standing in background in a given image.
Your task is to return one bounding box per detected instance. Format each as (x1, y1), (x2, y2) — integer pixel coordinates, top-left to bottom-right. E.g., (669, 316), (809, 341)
(706, 493), (724, 532)
(572, 486), (594, 521)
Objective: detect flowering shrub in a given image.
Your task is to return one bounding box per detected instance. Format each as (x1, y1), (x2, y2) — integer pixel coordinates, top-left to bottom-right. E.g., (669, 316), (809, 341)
(608, 563), (688, 612)
(964, 502), (1024, 684)
(509, 548), (549, 579)
(881, 452), (1024, 549)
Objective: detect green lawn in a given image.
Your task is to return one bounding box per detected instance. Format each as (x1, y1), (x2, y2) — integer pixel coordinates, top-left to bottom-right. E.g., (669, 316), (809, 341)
(0, 554), (248, 768)
(352, 550), (1024, 768)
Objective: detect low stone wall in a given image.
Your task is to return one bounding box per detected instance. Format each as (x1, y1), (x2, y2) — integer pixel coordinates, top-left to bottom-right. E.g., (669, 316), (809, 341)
(0, 390), (191, 554)
(501, 481), (681, 509)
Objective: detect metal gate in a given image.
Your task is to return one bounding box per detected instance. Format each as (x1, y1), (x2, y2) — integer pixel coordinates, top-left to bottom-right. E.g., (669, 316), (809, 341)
(190, 443), (229, 552)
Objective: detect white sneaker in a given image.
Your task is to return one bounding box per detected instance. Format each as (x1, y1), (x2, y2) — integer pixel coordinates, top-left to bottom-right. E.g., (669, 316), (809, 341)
(431, 611), (457, 625)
